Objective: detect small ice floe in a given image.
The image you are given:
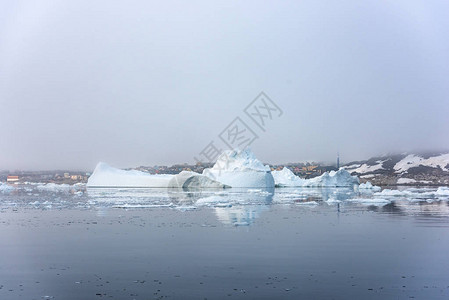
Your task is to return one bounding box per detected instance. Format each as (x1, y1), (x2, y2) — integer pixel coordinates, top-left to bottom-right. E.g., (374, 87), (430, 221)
(436, 186), (449, 196)
(295, 201), (319, 206)
(36, 183), (85, 195)
(272, 167), (359, 187)
(347, 198), (391, 206)
(374, 187), (449, 201)
(214, 202), (232, 208)
(0, 182), (15, 193)
(196, 196), (225, 206)
(175, 205), (197, 211)
(112, 204), (173, 209)
(358, 181), (381, 192)
(275, 192), (307, 199)
(374, 189), (404, 197)
(246, 188), (272, 196)
(233, 221), (250, 226)
(326, 198), (342, 204)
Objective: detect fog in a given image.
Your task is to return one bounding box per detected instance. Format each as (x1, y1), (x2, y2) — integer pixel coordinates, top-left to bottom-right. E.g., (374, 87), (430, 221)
(1, 0), (448, 170)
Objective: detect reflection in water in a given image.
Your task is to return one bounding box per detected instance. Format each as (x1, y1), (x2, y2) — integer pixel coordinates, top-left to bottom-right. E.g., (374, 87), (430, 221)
(210, 188), (273, 226)
(214, 205), (270, 226)
(1, 184), (449, 226)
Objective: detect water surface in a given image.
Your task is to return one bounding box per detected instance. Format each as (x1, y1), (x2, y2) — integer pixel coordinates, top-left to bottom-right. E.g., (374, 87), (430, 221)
(1, 185), (449, 299)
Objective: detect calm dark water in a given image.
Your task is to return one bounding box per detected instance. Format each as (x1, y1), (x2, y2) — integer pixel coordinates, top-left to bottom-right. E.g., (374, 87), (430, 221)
(1, 185), (449, 299)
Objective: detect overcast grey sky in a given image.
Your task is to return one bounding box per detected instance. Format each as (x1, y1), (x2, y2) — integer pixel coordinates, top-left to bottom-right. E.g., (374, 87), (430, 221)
(1, 0), (448, 170)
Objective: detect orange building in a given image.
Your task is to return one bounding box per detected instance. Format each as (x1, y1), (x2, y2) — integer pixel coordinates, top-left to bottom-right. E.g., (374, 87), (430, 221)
(7, 175), (19, 182)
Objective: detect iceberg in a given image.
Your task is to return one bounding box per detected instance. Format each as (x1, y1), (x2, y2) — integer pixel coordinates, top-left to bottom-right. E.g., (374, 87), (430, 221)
(87, 162), (174, 187)
(272, 167), (305, 187)
(87, 162), (228, 189)
(202, 149), (275, 188)
(358, 181), (381, 192)
(272, 167), (359, 187)
(436, 186), (449, 196)
(302, 169), (359, 187)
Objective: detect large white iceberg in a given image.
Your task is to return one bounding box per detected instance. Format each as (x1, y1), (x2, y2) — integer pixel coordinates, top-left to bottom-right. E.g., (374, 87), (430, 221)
(272, 167), (359, 187)
(87, 162), (227, 188)
(87, 162), (173, 187)
(202, 149), (275, 188)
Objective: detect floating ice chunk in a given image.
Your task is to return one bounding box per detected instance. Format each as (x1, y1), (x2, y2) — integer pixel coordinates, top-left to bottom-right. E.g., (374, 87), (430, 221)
(326, 198), (342, 204)
(233, 221), (250, 226)
(374, 189), (404, 197)
(272, 168), (359, 187)
(303, 169), (359, 187)
(195, 196), (230, 207)
(112, 204), (173, 208)
(0, 182), (15, 193)
(202, 149), (275, 188)
(436, 187), (449, 196)
(37, 183), (82, 194)
(358, 181), (381, 192)
(175, 205), (197, 211)
(296, 201), (319, 206)
(373, 187), (449, 200)
(347, 198), (391, 206)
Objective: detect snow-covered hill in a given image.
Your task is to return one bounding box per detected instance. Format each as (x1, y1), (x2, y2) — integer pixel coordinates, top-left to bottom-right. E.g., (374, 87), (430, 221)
(344, 152), (449, 185)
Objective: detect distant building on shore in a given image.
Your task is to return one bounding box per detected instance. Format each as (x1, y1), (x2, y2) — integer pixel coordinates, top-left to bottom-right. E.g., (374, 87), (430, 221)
(7, 175), (19, 182)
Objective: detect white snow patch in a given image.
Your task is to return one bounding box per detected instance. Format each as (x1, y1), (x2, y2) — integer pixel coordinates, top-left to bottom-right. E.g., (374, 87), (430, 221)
(397, 178), (417, 184)
(394, 153), (449, 173)
(346, 160), (385, 174)
(361, 174), (375, 178)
